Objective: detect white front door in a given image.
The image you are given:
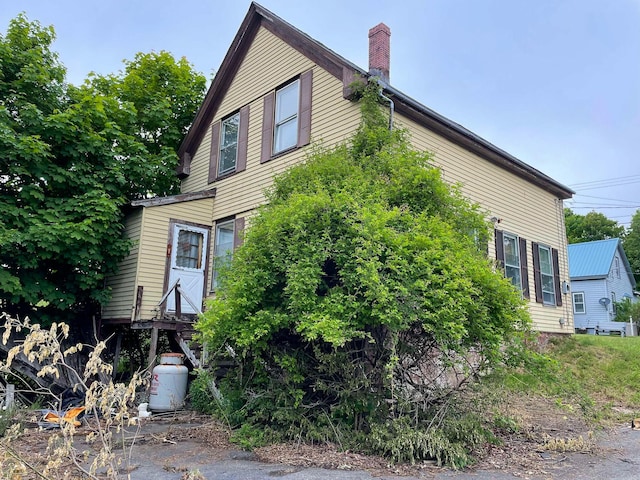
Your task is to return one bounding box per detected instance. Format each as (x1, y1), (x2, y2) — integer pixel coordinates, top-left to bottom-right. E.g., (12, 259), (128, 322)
(166, 224), (209, 314)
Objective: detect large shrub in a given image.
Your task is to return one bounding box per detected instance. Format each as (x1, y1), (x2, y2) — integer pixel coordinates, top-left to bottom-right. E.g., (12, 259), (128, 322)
(196, 82), (530, 466)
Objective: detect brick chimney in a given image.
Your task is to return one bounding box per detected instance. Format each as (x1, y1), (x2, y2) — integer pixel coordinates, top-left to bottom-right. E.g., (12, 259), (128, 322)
(368, 23), (390, 83)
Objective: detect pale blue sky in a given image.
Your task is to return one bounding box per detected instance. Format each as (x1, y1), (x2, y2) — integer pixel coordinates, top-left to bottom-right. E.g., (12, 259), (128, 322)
(2, 1), (639, 227)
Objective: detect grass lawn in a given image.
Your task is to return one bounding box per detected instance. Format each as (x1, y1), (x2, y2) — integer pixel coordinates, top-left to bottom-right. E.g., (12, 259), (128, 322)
(493, 333), (640, 424)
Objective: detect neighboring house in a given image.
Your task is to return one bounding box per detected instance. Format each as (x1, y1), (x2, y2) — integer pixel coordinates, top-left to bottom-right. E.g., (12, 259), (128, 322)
(101, 2), (575, 363)
(568, 238), (637, 335)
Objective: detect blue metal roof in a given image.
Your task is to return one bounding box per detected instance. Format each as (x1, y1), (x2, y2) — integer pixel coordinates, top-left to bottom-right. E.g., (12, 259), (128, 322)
(568, 238), (621, 279)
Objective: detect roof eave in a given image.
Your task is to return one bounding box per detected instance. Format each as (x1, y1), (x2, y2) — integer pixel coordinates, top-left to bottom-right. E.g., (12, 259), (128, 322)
(177, 2), (574, 201)
(570, 275), (607, 281)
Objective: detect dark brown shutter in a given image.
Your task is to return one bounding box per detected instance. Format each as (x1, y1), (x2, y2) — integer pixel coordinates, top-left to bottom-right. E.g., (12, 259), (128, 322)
(298, 69), (313, 147)
(494, 229), (504, 268)
(234, 217), (245, 249)
(532, 242), (543, 304)
(237, 105), (249, 173)
(261, 92), (275, 163)
(552, 248), (562, 306)
(519, 237), (530, 300)
(177, 152), (191, 178)
(208, 122), (221, 184)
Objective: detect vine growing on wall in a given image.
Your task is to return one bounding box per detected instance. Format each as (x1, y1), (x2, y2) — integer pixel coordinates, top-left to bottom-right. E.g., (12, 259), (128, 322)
(196, 80), (531, 467)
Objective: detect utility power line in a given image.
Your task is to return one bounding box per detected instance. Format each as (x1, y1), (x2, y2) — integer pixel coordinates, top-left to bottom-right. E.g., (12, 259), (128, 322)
(574, 193), (639, 204)
(569, 174), (640, 188)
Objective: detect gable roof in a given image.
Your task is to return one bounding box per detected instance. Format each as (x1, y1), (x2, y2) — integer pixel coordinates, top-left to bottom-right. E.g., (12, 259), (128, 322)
(568, 238), (636, 287)
(178, 2), (574, 200)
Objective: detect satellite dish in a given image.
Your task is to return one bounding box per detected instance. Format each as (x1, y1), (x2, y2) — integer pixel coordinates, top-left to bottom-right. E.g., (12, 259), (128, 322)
(599, 297), (611, 307)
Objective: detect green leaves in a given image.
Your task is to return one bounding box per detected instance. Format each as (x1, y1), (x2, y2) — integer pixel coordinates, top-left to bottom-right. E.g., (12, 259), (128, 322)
(564, 208), (625, 245)
(0, 15), (205, 324)
(197, 82), (531, 453)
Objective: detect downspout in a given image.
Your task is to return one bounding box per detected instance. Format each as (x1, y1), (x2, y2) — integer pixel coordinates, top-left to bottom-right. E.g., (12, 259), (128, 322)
(379, 90), (394, 131)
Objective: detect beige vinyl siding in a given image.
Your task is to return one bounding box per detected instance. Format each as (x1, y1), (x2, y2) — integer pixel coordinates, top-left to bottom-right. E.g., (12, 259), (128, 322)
(102, 210), (143, 320)
(182, 26), (362, 221)
(104, 198), (214, 322)
(180, 25), (572, 333)
(135, 199), (214, 321)
(399, 115), (572, 333)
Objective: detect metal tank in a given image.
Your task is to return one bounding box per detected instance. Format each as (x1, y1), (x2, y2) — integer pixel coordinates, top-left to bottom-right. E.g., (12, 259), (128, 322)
(149, 353), (188, 412)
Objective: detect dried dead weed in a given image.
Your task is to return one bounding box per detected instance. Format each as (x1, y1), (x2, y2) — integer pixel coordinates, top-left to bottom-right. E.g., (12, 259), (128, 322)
(2, 395), (601, 479)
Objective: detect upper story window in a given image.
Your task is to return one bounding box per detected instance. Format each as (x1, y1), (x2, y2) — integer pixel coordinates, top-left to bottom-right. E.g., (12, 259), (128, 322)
(261, 70), (313, 163)
(208, 106), (249, 183)
(572, 292), (585, 314)
(532, 242), (562, 307)
(274, 80), (299, 154)
(494, 229), (529, 299)
(614, 257), (621, 279)
(219, 113), (240, 176)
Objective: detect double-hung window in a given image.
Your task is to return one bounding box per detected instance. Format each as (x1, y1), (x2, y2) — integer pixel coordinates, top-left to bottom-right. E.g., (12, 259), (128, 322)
(538, 245), (555, 305)
(494, 230), (529, 298)
(219, 113), (239, 176)
(572, 292), (585, 314)
(208, 106), (249, 183)
(503, 233), (522, 291)
(273, 80), (299, 154)
(261, 70), (313, 163)
(212, 217), (245, 290)
(532, 242), (562, 306)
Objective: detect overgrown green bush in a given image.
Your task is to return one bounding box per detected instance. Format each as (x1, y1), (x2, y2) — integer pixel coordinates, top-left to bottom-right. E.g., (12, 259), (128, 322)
(196, 81), (531, 468)
(614, 297), (640, 322)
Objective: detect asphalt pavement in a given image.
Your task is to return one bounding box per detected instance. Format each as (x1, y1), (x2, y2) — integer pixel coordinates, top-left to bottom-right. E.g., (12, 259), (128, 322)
(116, 422), (640, 480)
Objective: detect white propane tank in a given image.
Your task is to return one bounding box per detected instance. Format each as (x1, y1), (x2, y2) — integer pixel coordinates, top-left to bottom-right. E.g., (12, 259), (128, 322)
(149, 353), (188, 412)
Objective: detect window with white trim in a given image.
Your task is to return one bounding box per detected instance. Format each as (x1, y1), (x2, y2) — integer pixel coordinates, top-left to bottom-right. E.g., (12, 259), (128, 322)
(532, 242), (562, 306)
(495, 230), (530, 298)
(503, 233), (522, 291)
(572, 292), (585, 314)
(614, 257), (620, 279)
(538, 245), (556, 305)
(219, 113), (239, 176)
(208, 106), (249, 183)
(273, 80), (299, 154)
(261, 70), (312, 163)
(211, 217), (245, 290)
(212, 220), (235, 290)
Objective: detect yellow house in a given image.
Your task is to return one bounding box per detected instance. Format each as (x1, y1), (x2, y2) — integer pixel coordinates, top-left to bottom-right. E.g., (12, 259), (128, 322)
(102, 2), (574, 360)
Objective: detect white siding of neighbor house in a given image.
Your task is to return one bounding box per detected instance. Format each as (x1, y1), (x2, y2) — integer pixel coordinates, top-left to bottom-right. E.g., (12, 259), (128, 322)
(607, 252), (636, 306)
(120, 25), (571, 333)
(572, 279), (610, 330)
(573, 248), (637, 332)
(103, 198), (214, 321)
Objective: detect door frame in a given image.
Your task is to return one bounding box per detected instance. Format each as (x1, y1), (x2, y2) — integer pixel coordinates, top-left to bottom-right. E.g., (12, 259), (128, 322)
(161, 218), (212, 316)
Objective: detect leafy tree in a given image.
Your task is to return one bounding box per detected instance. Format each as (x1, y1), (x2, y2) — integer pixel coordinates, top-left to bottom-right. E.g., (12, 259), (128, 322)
(614, 297), (640, 322)
(623, 209), (640, 283)
(197, 83), (530, 466)
(564, 208), (625, 244)
(88, 50), (206, 196)
(0, 15), (206, 326)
